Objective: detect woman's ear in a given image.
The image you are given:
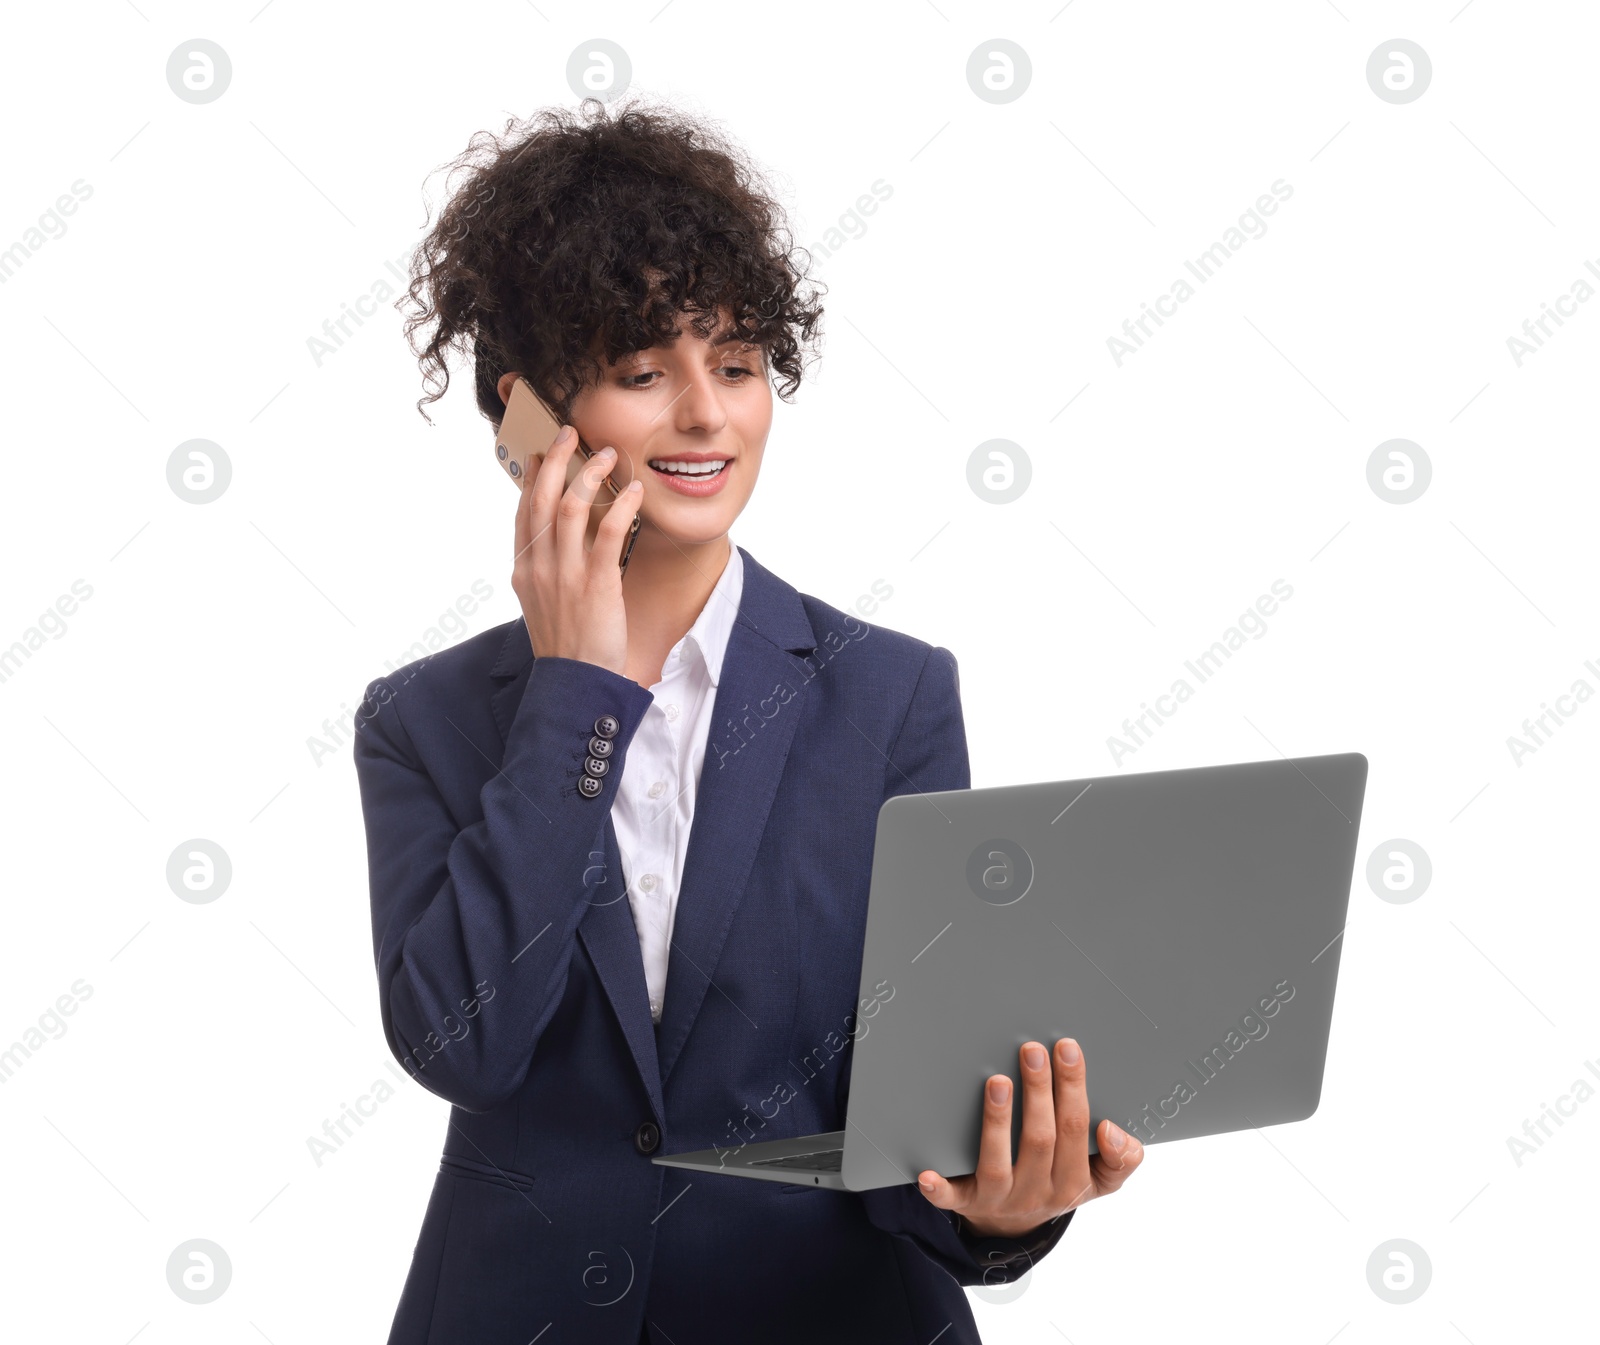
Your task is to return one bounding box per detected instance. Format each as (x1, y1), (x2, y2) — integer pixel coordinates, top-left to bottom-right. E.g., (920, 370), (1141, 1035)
(495, 370), (522, 408)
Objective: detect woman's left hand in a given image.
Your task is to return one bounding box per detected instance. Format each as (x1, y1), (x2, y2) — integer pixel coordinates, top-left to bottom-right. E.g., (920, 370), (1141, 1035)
(915, 1037), (1144, 1239)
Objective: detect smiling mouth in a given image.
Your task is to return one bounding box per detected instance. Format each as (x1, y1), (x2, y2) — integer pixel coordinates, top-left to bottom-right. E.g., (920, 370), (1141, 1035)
(647, 459), (731, 478)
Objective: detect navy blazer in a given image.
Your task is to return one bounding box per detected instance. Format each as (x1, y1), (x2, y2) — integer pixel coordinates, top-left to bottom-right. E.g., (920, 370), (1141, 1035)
(353, 545), (1073, 1344)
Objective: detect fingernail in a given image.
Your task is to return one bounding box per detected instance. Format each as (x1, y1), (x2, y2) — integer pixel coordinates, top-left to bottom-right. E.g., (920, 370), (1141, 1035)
(595, 445), (615, 458)
(1059, 1038), (1081, 1066)
(988, 1077), (1010, 1105)
(918, 1176), (935, 1193)
(1106, 1124), (1127, 1151)
(1023, 1044), (1046, 1070)
(557, 425), (574, 442)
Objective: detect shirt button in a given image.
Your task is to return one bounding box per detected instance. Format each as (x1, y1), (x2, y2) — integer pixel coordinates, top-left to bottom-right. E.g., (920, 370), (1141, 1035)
(639, 873), (658, 893)
(649, 998), (661, 1018)
(647, 780), (665, 799)
(634, 1120), (661, 1154)
(664, 704), (680, 723)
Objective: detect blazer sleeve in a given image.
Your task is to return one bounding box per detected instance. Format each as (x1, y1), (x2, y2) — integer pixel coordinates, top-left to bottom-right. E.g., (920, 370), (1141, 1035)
(352, 653), (654, 1113)
(849, 644), (1076, 1286)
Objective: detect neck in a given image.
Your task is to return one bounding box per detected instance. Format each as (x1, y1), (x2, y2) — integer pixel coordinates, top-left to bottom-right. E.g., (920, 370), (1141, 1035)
(621, 529), (733, 653)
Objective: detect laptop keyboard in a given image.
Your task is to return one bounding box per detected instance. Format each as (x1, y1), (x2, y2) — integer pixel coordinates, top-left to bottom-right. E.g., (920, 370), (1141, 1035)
(747, 1148), (844, 1172)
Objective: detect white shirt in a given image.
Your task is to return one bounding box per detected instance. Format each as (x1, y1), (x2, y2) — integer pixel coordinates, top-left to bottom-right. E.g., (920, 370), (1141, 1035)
(610, 540), (745, 1025)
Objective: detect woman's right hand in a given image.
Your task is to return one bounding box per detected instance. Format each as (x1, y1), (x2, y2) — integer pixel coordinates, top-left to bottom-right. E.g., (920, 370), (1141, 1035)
(512, 424), (645, 674)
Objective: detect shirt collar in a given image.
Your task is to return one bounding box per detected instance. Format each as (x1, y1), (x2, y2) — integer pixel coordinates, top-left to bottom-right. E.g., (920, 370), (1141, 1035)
(676, 540), (744, 688)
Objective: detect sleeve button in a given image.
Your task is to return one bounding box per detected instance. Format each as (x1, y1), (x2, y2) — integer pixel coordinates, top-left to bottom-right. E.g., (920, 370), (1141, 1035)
(587, 735), (614, 758)
(594, 714), (620, 740)
(577, 775), (603, 798)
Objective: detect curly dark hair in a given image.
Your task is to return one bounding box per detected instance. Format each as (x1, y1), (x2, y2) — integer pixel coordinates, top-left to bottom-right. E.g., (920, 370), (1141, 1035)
(397, 95), (826, 427)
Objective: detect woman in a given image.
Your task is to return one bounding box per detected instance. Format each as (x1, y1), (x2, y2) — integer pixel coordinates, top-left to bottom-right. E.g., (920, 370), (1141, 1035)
(354, 96), (1143, 1345)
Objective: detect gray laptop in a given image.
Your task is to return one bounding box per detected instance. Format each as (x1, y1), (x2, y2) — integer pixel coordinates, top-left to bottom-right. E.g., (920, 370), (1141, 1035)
(652, 751), (1368, 1192)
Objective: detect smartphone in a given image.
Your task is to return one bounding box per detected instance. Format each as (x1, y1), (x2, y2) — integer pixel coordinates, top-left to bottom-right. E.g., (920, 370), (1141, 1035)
(494, 374), (640, 572)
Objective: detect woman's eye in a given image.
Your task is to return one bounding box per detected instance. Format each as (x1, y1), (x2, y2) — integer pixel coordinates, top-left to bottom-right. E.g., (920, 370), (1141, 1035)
(722, 366), (756, 380)
(621, 371), (660, 388)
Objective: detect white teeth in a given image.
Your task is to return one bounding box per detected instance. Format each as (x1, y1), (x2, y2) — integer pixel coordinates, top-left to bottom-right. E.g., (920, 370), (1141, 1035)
(649, 459), (729, 476)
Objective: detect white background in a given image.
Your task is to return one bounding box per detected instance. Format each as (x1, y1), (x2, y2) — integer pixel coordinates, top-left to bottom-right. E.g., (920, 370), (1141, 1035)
(1, 1), (1595, 1341)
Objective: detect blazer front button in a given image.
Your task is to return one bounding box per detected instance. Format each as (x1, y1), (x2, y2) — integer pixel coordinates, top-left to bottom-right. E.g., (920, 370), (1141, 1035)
(577, 774), (603, 798)
(634, 1121), (660, 1155)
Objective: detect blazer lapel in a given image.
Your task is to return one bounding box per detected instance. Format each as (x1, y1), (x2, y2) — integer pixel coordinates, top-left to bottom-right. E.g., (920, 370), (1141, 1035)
(576, 816), (669, 1123)
(654, 554), (818, 1083)
(486, 547), (819, 1102)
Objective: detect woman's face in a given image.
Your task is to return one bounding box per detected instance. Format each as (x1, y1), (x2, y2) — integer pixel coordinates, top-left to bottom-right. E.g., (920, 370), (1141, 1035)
(503, 306), (771, 556)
